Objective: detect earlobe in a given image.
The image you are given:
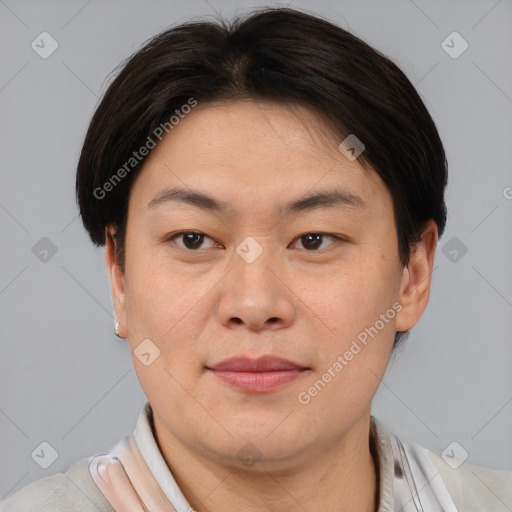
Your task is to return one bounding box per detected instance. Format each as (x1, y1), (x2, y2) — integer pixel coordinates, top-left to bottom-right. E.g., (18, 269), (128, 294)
(395, 220), (438, 333)
(105, 226), (128, 338)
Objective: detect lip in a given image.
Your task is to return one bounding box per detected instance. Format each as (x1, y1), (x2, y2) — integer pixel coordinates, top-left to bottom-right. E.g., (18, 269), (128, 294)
(207, 355), (309, 393)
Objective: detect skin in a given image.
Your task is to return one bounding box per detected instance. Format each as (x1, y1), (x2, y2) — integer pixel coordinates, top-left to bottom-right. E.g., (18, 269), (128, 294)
(105, 99), (437, 512)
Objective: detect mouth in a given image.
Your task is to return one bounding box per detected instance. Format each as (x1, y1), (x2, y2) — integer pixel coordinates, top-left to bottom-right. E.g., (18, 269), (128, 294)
(206, 355), (310, 393)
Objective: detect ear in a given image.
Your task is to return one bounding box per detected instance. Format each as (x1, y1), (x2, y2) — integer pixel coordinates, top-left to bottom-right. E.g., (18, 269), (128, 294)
(395, 220), (438, 333)
(105, 226), (128, 338)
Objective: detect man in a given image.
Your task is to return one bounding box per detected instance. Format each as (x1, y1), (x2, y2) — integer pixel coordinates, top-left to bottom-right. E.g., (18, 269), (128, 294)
(3, 7), (511, 511)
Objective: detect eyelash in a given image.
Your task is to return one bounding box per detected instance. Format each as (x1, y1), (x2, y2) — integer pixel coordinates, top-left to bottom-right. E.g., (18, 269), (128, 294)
(165, 231), (345, 252)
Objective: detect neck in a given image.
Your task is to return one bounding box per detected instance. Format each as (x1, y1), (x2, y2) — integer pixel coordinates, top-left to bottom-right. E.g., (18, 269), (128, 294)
(152, 413), (379, 512)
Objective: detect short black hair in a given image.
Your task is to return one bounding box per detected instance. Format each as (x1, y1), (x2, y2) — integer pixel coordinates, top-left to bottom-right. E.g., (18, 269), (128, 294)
(76, 7), (448, 352)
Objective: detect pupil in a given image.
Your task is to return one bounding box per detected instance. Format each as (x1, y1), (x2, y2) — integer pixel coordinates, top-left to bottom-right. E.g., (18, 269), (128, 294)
(185, 233), (203, 248)
(303, 234), (321, 249)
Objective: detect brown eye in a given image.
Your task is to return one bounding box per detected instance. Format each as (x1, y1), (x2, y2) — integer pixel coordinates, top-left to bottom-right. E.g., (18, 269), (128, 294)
(170, 232), (216, 250)
(292, 233), (339, 251)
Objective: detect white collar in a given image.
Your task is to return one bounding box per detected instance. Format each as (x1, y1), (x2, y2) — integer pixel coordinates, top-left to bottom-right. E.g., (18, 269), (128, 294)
(133, 402), (192, 510)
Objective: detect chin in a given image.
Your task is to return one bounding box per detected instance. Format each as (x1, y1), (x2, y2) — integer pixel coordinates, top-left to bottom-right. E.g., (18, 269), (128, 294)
(203, 436), (310, 473)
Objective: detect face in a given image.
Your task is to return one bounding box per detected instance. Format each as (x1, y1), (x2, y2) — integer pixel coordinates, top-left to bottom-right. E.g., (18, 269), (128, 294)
(106, 100), (437, 470)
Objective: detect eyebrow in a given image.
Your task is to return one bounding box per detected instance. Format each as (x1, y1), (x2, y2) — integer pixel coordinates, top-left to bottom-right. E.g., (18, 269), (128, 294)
(147, 186), (367, 216)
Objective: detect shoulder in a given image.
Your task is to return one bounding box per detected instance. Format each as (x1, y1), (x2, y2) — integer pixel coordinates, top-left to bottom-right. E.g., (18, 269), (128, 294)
(0, 457), (113, 512)
(424, 445), (512, 511)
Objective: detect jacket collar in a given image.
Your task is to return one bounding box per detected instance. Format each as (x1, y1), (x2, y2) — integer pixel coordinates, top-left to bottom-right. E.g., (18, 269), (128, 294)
(89, 402), (457, 512)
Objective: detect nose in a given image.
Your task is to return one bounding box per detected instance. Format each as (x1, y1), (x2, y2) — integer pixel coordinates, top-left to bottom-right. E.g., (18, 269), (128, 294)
(216, 243), (296, 333)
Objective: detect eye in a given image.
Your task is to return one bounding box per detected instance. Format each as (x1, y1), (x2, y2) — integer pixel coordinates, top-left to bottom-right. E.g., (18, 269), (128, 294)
(168, 231), (218, 250)
(291, 233), (341, 251)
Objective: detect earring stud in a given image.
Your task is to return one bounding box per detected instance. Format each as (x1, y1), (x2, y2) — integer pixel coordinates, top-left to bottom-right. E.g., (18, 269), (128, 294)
(114, 320), (124, 339)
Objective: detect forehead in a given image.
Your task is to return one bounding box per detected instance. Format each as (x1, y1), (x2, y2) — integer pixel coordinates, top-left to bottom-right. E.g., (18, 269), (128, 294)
(129, 100), (391, 217)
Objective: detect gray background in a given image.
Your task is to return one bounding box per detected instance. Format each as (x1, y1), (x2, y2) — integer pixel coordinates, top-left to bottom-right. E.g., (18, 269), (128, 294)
(1, 0), (511, 501)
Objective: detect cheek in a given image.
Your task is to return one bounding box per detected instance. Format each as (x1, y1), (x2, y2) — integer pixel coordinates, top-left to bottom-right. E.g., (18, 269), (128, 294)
(298, 254), (398, 343)
(123, 266), (208, 411)
(293, 252), (399, 415)
(296, 272), (396, 428)
(123, 253), (210, 370)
